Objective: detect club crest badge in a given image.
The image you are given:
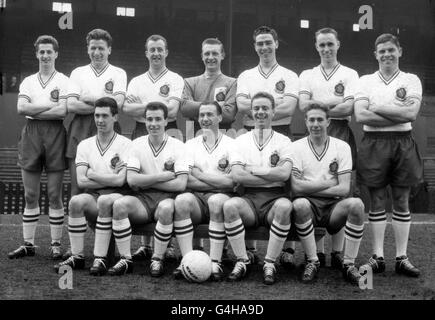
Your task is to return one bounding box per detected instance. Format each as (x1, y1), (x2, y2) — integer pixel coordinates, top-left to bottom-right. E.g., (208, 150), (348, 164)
(396, 87), (407, 101)
(110, 154), (120, 169)
(159, 84), (170, 97)
(334, 82), (345, 96)
(164, 158), (175, 172)
(217, 155), (229, 172)
(329, 159), (338, 174)
(104, 80), (114, 94)
(50, 88), (59, 102)
(216, 91), (226, 102)
(275, 80), (285, 94)
(270, 151), (280, 167)
(214, 87), (227, 102)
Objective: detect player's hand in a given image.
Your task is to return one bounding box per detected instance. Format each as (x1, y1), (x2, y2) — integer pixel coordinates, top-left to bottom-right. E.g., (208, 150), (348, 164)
(126, 95), (142, 104)
(87, 168), (97, 180)
(275, 97), (284, 105)
(191, 167), (203, 179)
(159, 171), (176, 182)
(114, 161), (125, 174)
(80, 94), (97, 106)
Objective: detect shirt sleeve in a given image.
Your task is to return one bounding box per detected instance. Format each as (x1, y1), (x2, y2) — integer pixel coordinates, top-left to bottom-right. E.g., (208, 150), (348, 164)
(18, 77), (31, 102)
(58, 75), (69, 100)
(289, 144), (303, 178)
(174, 141), (190, 176)
(344, 69), (360, 102)
(113, 68), (127, 97)
(126, 77), (138, 97)
(298, 70), (312, 97)
(67, 68), (81, 99)
(169, 74), (185, 102)
(279, 136), (293, 165)
(407, 74), (423, 101)
(353, 76), (369, 103)
(283, 71), (299, 100)
(236, 71), (250, 99)
(127, 145), (141, 173)
(230, 136), (246, 167)
(75, 141), (89, 168)
(337, 141), (352, 175)
(221, 78), (237, 124)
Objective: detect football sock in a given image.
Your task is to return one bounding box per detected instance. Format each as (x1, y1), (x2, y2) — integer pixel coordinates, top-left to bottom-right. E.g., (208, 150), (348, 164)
(225, 219), (248, 261)
(344, 221), (364, 265)
(68, 216), (87, 256)
(209, 221), (226, 262)
(265, 220), (290, 264)
(174, 218), (194, 257)
(22, 207), (40, 245)
(93, 216), (112, 257)
(331, 227), (345, 253)
(113, 218), (132, 259)
(153, 222), (173, 260)
(296, 219), (318, 262)
(369, 210), (387, 258)
(392, 210), (411, 257)
(49, 207), (64, 244)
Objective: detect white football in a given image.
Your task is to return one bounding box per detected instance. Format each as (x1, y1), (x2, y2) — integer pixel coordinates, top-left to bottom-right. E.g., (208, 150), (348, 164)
(180, 250), (212, 283)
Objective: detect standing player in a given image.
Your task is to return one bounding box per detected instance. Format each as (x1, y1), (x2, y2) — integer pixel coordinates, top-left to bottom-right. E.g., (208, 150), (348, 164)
(66, 29), (127, 197)
(181, 38), (237, 133)
(173, 101), (241, 281)
(123, 35), (184, 260)
(54, 97), (131, 273)
(355, 33), (422, 277)
(298, 27), (359, 267)
(108, 102), (188, 276)
(236, 26), (299, 259)
(291, 103), (365, 285)
(8, 35), (68, 260)
(223, 92), (293, 285)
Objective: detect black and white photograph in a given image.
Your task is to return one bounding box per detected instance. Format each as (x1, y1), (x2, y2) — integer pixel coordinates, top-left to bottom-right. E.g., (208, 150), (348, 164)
(0, 0), (434, 306)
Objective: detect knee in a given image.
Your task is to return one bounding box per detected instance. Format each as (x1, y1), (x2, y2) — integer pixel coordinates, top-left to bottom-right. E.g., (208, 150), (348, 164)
(24, 188), (38, 205)
(112, 198), (130, 220)
(97, 195), (114, 218)
(392, 194), (409, 212)
(272, 199), (292, 223)
(208, 196), (225, 220)
(174, 193), (193, 219)
(48, 189), (62, 207)
(68, 196), (83, 217)
(223, 199), (240, 221)
(292, 198), (311, 222)
(157, 201), (174, 224)
(346, 198), (365, 222)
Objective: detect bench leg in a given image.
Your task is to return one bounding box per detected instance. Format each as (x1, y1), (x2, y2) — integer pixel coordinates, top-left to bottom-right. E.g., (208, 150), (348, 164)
(107, 234), (117, 266)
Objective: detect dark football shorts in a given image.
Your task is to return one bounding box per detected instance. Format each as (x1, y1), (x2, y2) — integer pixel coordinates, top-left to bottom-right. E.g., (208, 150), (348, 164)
(17, 119), (67, 172)
(327, 119), (357, 170)
(134, 188), (176, 219)
(357, 131), (423, 188)
(131, 121), (177, 140)
(293, 196), (342, 235)
(85, 184), (132, 201)
(192, 191), (234, 222)
(241, 187), (290, 228)
(66, 114), (121, 159)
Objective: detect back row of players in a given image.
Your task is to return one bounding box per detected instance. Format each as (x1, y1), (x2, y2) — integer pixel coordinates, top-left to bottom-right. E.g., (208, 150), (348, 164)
(9, 25), (423, 285)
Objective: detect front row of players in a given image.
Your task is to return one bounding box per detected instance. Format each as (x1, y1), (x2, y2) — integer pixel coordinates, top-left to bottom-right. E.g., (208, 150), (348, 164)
(50, 93), (366, 285)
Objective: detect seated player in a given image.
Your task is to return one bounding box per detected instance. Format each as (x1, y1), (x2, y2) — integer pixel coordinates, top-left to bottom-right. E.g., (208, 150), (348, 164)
(8, 35), (68, 260)
(222, 92), (293, 285)
(54, 97), (131, 272)
(173, 101), (241, 281)
(291, 103), (365, 285)
(108, 102), (188, 276)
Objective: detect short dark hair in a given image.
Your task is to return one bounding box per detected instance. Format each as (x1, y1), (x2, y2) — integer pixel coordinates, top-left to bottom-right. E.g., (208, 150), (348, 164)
(94, 97), (118, 115)
(86, 29), (112, 47)
(34, 35), (59, 52)
(201, 38), (225, 55)
(253, 26), (278, 42)
(315, 27), (339, 42)
(199, 101), (222, 115)
(374, 33), (400, 50)
(251, 91), (275, 109)
(145, 34), (168, 51)
(144, 101), (168, 119)
(305, 103), (329, 118)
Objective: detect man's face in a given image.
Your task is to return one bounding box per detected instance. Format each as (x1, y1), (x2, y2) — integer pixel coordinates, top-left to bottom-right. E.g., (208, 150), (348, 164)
(315, 33), (340, 61)
(87, 39), (111, 65)
(146, 39), (168, 68)
(199, 104), (221, 131)
(252, 97), (274, 129)
(254, 33), (278, 62)
(145, 109), (167, 137)
(202, 44), (224, 72)
(374, 41), (402, 70)
(305, 109), (330, 139)
(94, 106), (117, 134)
(36, 43), (58, 67)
